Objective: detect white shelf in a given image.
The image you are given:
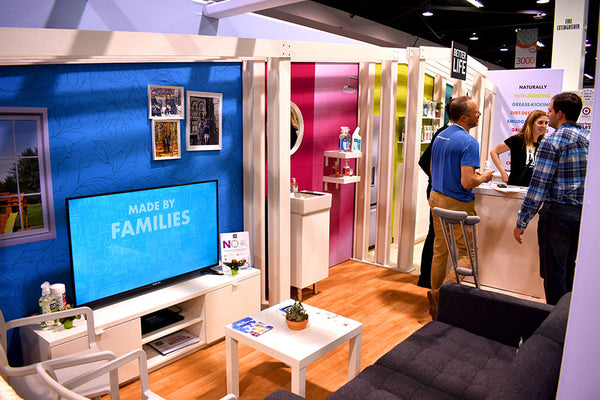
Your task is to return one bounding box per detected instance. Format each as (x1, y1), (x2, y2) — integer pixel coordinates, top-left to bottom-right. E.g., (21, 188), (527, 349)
(144, 340), (206, 371)
(324, 150), (362, 166)
(141, 312), (204, 344)
(323, 175), (360, 190)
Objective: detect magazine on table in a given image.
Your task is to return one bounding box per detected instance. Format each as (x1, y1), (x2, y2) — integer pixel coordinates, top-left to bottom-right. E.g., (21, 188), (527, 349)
(232, 317), (273, 337)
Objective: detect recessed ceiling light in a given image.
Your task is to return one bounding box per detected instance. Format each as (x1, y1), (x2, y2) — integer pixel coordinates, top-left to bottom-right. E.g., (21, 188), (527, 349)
(470, 32), (479, 40)
(500, 45), (509, 51)
(537, 40), (545, 47)
(537, 0), (550, 4)
(465, 0), (484, 7)
(584, 73), (594, 80)
(422, 10), (434, 17)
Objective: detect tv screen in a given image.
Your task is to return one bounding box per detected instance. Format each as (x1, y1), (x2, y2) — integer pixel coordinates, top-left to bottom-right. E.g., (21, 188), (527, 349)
(66, 180), (220, 308)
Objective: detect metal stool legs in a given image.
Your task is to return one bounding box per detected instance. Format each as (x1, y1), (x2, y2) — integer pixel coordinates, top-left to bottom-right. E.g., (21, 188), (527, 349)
(431, 207), (481, 288)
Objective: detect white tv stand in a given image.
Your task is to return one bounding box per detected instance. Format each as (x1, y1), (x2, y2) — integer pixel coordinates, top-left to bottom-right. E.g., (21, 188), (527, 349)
(21, 268), (261, 382)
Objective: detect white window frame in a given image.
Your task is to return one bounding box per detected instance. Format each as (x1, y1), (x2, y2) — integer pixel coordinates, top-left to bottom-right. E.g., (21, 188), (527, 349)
(0, 107), (55, 247)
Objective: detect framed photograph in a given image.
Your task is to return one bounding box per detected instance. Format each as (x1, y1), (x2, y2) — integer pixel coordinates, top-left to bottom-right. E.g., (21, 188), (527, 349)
(148, 85), (184, 119)
(186, 91), (222, 151)
(151, 119), (181, 160)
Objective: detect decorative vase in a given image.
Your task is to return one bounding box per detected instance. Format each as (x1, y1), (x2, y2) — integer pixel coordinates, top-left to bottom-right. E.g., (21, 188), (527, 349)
(286, 317), (308, 330)
(231, 268), (239, 276)
(62, 319), (73, 329)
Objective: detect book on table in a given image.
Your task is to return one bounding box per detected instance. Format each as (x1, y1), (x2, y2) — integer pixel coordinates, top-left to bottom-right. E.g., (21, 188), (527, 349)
(148, 330), (200, 355)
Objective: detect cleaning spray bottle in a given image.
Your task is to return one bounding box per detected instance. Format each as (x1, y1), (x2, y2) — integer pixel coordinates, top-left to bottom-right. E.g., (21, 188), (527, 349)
(39, 281), (59, 329)
(351, 127), (361, 152)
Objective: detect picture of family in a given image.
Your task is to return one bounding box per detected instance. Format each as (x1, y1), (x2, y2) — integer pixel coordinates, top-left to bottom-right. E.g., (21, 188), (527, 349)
(186, 91), (222, 151)
(148, 85), (184, 119)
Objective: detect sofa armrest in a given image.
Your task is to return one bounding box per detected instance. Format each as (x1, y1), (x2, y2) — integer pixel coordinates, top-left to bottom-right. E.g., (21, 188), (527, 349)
(262, 389), (306, 400)
(437, 282), (553, 347)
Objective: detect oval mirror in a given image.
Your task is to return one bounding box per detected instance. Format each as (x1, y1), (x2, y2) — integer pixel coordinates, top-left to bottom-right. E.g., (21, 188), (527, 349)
(290, 102), (304, 155)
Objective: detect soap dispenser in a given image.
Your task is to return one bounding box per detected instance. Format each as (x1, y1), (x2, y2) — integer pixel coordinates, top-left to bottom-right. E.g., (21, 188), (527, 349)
(39, 281), (59, 329)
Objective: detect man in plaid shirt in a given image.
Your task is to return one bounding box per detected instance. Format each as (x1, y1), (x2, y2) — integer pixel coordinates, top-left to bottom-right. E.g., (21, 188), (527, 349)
(514, 92), (589, 305)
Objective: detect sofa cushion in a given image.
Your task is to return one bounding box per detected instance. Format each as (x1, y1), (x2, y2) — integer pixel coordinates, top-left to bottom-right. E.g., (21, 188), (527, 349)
(532, 292), (570, 344)
(485, 334), (563, 400)
(374, 322), (517, 400)
(326, 365), (456, 400)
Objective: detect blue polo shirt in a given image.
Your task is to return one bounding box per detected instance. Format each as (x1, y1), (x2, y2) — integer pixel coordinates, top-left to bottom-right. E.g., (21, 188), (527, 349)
(431, 124), (480, 202)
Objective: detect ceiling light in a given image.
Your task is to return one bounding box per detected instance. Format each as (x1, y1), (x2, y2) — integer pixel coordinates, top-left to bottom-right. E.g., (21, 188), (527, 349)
(470, 32), (479, 40)
(500, 44), (509, 51)
(586, 41), (592, 47)
(584, 73), (594, 80)
(537, 40), (545, 47)
(533, 12), (547, 20)
(465, 0), (484, 7)
(536, 0), (550, 4)
(422, 10), (434, 17)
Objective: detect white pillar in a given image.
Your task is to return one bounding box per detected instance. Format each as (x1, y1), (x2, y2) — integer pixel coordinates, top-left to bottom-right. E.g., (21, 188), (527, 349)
(266, 57), (291, 305)
(551, 0), (589, 90)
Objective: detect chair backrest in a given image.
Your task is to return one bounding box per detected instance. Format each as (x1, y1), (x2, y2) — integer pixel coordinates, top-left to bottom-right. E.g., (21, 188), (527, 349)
(0, 307), (97, 376)
(36, 349), (165, 400)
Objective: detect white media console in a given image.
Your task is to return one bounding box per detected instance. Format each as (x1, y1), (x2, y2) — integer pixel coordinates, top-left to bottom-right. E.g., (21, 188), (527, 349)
(21, 268), (261, 382)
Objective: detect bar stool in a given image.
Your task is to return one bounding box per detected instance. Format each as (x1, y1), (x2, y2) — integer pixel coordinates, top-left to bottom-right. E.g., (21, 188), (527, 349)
(431, 207), (481, 288)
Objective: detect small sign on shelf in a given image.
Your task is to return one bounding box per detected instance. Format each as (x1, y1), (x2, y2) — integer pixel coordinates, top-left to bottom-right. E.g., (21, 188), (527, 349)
(220, 231), (251, 270)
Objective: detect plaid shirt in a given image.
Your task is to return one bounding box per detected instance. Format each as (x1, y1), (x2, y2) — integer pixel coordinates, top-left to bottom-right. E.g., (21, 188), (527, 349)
(517, 122), (589, 230)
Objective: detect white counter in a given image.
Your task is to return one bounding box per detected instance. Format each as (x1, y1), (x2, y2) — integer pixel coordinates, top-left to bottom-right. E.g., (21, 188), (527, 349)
(473, 183), (545, 299)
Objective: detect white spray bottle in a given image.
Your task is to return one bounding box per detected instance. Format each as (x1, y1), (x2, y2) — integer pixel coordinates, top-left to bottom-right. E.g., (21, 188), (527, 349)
(351, 127), (361, 152)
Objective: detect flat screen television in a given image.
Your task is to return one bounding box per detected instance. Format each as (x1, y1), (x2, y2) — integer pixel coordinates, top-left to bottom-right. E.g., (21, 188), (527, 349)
(66, 180), (220, 308)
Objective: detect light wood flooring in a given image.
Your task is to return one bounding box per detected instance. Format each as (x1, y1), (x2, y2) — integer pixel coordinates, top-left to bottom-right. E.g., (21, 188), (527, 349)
(112, 260), (431, 400)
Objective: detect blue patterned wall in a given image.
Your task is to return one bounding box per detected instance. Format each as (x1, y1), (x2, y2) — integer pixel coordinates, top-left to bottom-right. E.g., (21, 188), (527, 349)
(0, 62), (243, 321)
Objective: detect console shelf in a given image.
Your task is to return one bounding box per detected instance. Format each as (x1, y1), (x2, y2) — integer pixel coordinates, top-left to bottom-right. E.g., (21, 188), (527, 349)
(21, 269), (261, 383)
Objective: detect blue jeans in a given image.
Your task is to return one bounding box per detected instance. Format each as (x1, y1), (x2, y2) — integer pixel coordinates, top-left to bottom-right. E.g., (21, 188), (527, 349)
(537, 202), (582, 305)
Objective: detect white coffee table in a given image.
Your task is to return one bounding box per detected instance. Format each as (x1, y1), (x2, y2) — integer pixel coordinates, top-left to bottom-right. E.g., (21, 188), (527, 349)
(225, 299), (363, 397)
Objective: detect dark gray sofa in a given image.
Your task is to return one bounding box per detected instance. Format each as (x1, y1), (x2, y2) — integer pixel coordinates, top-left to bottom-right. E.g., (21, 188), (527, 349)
(264, 282), (569, 400)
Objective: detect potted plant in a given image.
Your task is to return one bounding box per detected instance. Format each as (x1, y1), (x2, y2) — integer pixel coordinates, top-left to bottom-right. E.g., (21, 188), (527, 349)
(223, 258), (246, 275)
(59, 305), (81, 329)
(285, 300), (309, 330)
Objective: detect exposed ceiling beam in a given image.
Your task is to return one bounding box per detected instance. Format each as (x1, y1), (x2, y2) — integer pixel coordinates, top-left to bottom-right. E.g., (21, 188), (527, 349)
(202, 0), (305, 19)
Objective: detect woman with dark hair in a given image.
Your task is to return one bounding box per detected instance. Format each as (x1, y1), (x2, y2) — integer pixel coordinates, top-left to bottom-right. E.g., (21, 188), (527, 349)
(490, 110), (548, 186)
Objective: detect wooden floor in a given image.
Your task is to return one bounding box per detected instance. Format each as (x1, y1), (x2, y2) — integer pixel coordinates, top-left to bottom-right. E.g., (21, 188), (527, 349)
(112, 260), (431, 400)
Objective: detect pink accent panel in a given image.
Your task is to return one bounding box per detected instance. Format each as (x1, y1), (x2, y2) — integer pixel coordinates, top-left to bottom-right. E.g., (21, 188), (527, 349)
(290, 63), (359, 267)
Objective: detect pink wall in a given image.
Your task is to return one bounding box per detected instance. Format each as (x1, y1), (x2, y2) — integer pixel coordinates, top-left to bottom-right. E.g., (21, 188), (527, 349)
(291, 63), (359, 266)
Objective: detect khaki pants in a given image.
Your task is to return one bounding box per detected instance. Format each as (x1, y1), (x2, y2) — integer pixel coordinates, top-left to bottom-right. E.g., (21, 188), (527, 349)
(428, 190), (478, 290)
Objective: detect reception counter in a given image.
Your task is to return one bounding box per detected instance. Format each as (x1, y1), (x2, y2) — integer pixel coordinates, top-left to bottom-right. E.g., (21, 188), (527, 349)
(473, 183), (545, 299)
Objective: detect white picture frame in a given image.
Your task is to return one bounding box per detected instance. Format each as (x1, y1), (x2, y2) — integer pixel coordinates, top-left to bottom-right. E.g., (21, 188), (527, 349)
(186, 91), (222, 151)
(148, 85), (184, 119)
(151, 119), (181, 160)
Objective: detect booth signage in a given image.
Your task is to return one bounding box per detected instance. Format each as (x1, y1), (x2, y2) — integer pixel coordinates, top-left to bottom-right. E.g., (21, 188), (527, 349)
(451, 41), (468, 80)
(515, 29), (538, 69)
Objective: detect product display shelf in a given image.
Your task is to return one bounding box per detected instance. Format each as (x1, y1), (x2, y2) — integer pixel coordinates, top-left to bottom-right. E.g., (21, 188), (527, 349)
(324, 150), (362, 164)
(323, 150), (362, 190)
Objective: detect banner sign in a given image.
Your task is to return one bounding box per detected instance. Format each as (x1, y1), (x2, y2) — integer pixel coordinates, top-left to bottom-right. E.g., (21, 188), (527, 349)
(487, 69), (563, 174)
(451, 41), (468, 80)
(577, 88), (594, 134)
(515, 29), (538, 69)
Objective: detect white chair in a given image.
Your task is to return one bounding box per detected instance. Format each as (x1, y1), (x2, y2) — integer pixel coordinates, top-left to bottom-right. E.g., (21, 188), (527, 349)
(0, 307), (115, 399)
(36, 349), (166, 400)
(431, 207), (481, 288)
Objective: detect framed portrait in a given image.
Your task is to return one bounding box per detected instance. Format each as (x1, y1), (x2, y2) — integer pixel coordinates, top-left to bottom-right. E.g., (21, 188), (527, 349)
(148, 85), (184, 119)
(186, 91), (222, 151)
(151, 119), (181, 160)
